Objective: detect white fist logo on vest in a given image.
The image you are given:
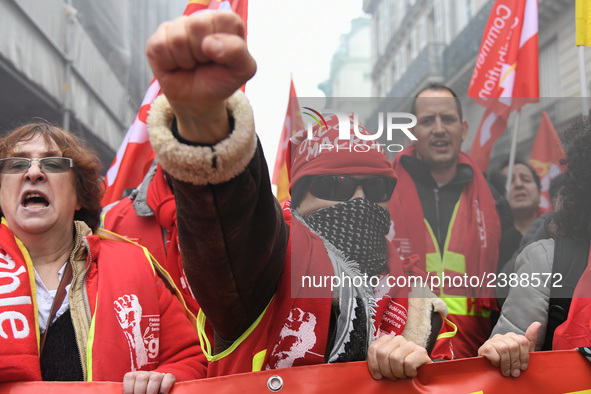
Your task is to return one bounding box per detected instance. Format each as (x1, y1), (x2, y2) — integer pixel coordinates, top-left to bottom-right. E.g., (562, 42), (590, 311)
(114, 294), (160, 370)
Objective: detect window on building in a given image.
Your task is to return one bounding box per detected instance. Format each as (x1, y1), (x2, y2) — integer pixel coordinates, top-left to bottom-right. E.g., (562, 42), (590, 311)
(400, 47), (407, 76)
(389, 0), (397, 33)
(410, 29), (418, 60)
(433, 2), (444, 43)
(419, 16), (427, 50)
(380, 1), (390, 53)
(396, 0), (406, 29)
(375, 13), (383, 56)
(540, 38), (560, 97)
(468, 0), (475, 17)
(394, 48), (408, 81)
(371, 15), (379, 59)
(456, 0), (469, 33)
(443, 0), (454, 44)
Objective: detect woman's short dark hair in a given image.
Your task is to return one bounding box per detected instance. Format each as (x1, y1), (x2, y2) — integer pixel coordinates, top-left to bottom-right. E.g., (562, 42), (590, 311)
(500, 158), (542, 190)
(551, 115), (591, 240)
(0, 122), (104, 231)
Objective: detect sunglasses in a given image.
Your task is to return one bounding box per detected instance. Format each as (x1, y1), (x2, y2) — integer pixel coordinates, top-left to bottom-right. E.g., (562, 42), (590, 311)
(308, 175), (396, 203)
(0, 157), (74, 174)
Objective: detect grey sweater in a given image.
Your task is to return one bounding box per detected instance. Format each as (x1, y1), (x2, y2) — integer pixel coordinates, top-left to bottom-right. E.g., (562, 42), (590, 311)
(491, 239), (554, 350)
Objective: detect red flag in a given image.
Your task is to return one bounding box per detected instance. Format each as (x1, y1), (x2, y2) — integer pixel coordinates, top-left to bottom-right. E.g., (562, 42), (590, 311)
(185, 0), (213, 14)
(272, 78), (305, 206)
(529, 110), (566, 211)
(209, 0), (248, 39)
(102, 0), (248, 206)
(469, 0), (539, 112)
(468, 104), (510, 172)
(467, 0), (539, 173)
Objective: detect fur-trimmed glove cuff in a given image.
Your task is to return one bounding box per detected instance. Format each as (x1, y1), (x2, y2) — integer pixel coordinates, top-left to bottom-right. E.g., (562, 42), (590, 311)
(147, 90), (257, 185)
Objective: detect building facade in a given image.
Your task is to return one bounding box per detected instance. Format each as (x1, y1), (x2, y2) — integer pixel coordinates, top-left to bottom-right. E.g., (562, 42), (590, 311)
(0, 0), (186, 171)
(349, 0), (583, 168)
(319, 17), (372, 104)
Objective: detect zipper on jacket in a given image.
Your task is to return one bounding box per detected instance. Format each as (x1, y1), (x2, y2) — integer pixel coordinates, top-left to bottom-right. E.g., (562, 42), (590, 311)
(80, 237), (93, 380)
(71, 230), (92, 381)
(433, 188), (442, 254)
(81, 237), (93, 323)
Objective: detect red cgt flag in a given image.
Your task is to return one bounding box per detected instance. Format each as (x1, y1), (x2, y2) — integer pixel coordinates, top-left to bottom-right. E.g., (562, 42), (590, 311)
(529, 110), (565, 212)
(102, 0), (248, 206)
(469, 0), (539, 112)
(468, 103), (510, 172)
(468, 0), (539, 172)
(272, 78), (305, 206)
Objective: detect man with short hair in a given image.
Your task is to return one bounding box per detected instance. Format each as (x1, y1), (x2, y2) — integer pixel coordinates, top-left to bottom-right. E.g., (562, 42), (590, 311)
(389, 83), (514, 358)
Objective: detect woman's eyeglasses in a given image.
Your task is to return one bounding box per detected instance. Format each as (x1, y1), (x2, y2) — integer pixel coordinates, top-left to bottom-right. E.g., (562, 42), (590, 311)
(0, 157), (74, 174)
(308, 175), (396, 203)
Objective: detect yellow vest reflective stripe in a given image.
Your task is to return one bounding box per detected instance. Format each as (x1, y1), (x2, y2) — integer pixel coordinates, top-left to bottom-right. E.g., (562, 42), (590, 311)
(252, 349), (267, 372)
(425, 195), (466, 293)
(197, 296), (273, 363)
(424, 195), (489, 317)
(443, 297), (491, 317)
(436, 317), (458, 340)
(86, 298), (99, 381)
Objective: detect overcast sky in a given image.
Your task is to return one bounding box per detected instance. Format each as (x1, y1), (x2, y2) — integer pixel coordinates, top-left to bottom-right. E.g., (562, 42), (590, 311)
(246, 0), (367, 176)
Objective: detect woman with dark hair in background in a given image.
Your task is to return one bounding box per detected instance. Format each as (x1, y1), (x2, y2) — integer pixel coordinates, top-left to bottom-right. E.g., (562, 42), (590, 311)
(500, 159), (542, 236)
(479, 115), (591, 377)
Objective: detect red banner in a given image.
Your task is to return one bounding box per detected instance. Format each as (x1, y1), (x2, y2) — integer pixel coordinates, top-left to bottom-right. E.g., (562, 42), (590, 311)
(2, 350), (590, 393)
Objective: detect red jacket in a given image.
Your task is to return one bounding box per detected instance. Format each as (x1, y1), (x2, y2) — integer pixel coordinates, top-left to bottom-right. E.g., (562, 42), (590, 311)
(101, 164), (199, 316)
(0, 221), (206, 382)
(197, 208), (453, 377)
(390, 147), (501, 358)
(553, 246), (591, 349)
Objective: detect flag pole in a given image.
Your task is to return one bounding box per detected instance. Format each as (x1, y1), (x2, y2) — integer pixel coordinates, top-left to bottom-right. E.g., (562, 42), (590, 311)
(505, 109), (521, 200)
(579, 46), (589, 115)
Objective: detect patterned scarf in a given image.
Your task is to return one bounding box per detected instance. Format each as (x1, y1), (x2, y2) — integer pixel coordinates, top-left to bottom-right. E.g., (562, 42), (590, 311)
(293, 200), (405, 363)
(302, 198), (390, 278)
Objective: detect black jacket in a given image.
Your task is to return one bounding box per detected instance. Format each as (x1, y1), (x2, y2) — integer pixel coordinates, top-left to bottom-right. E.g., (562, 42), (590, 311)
(400, 155), (517, 268)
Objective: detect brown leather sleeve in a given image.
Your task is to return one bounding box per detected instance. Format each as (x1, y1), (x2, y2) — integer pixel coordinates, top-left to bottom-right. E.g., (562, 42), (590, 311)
(426, 311), (443, 356)
(172, 139), (289, 343)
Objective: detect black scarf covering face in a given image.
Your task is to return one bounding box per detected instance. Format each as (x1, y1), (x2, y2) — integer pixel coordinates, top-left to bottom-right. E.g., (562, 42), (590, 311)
(303, 197), (391, 277)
